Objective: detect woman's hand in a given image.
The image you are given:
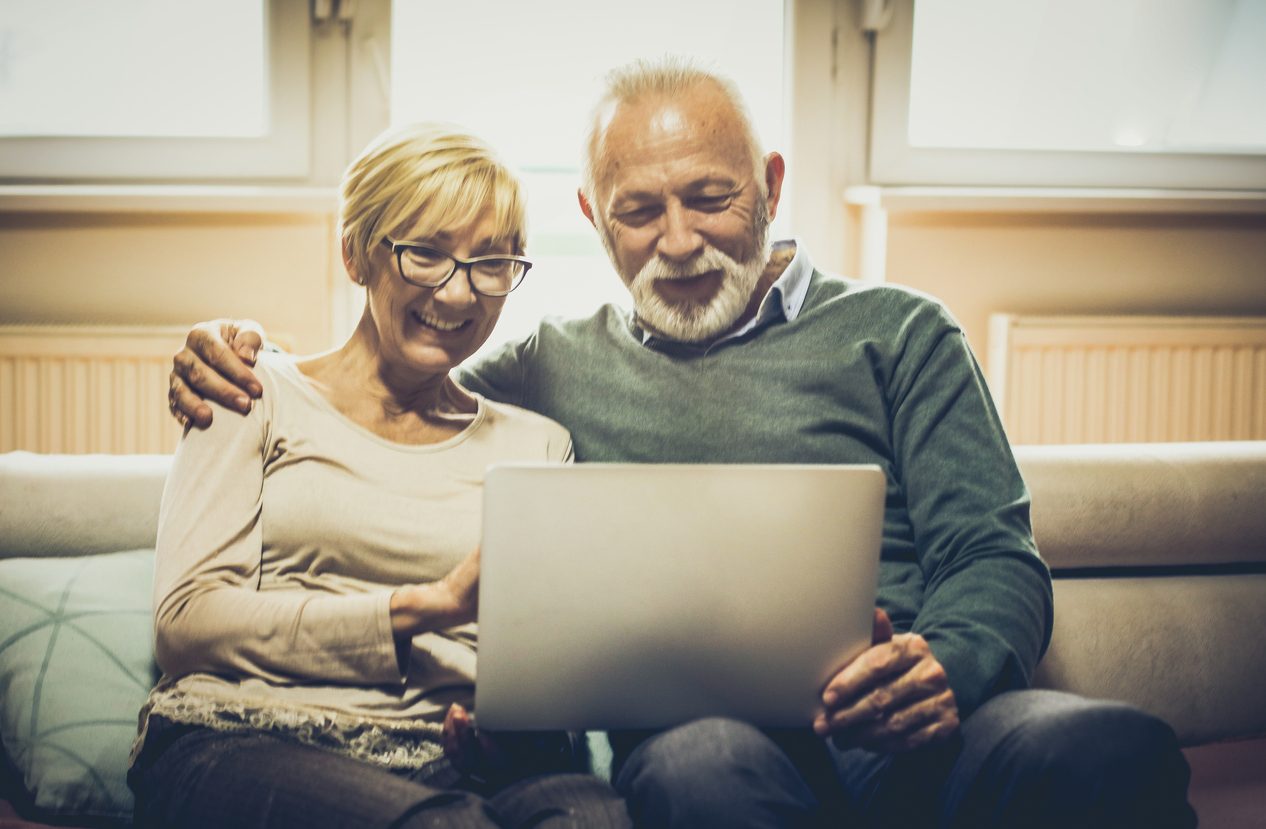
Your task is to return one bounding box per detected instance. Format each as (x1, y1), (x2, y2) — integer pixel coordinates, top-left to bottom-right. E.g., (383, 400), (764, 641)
(442, 703), (510, 781)
(390, 548), (480, 639)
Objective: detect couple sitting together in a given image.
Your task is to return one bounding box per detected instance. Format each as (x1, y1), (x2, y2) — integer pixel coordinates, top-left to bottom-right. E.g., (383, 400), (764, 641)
(146, 56), (1196, 828)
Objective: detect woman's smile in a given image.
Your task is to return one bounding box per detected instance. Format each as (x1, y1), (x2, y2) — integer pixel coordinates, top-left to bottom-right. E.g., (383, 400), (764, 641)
(410, 309), (471, 333)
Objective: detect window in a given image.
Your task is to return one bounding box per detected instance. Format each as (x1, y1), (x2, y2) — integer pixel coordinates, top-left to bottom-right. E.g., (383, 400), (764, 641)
(869, 0), (1266, 188)
(390, 0), (787, 358)
(0, 0), (311, 180)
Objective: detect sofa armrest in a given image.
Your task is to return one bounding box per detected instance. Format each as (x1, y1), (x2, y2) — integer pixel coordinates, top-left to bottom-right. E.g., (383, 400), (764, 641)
(0, 451), (171, 560)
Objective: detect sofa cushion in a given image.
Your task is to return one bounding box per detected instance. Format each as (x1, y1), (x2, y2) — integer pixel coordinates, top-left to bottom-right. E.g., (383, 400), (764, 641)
(1015, 441), (1266, 570)
(1032, 574), (1266, 747)
(0, 549), (159, 822)
(0, 453), (169, 560)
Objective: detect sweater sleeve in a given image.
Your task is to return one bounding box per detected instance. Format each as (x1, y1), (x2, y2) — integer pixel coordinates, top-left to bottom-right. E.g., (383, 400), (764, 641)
(887, 306), (1053, 716)
(152, 384), (401, 687)
(454, 332), (533, 407)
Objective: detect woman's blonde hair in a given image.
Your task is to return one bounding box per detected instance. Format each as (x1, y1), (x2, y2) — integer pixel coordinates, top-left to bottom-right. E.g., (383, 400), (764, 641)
(339, 122), (528, 281)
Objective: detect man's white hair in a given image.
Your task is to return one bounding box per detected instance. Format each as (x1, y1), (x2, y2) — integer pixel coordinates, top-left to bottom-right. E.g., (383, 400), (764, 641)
(579, 54), (767, 202)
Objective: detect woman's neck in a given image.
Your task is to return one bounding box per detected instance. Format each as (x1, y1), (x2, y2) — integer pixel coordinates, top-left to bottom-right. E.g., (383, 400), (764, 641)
(295, 314), (478, 446)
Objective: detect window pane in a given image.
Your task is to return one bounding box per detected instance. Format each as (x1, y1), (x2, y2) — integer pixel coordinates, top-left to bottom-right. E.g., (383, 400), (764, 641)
(908, 0), (1266, 154)
(391, 0), (786, 358)
(0, 0), (266, 138)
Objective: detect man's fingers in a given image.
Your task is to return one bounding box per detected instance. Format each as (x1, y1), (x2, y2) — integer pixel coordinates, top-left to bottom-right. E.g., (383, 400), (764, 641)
(169, 374), (213, 429)
(833, 687), (958, 748)
(821, 634), (927, 711)
(172, 347), (252, 416)
(872, 607), (893, 645)
(861, 693), (961, 753)
(817, 669), (924, 735)
(189, 322), (263, 399)
(821, 646), (949, 731)
(228, 320), (265, 367)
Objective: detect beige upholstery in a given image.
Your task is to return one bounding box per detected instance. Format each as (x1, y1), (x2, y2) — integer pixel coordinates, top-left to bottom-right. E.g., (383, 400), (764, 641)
(1032, 575), (1266, 746)
(3, 446), (1261, 826)
(1017, 441), (1266, 569)
(0, 451), (170, 558)
(1015, 442), (1266, 748)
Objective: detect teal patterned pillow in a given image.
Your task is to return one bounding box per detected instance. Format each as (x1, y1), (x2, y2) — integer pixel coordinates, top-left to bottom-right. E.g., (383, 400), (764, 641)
(0, 549), (158, 822)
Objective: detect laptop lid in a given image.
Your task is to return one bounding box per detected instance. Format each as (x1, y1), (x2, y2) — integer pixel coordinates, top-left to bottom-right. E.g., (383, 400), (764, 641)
(475, 463), (886, 731)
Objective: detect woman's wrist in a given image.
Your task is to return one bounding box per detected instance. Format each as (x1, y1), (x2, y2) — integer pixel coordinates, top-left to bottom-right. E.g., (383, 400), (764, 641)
(389, 582), (467, 639)
(389, 584), (433, 639)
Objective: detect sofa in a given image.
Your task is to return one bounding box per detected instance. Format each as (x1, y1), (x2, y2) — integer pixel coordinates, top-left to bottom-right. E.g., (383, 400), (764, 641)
(1, 444), (1264, 827)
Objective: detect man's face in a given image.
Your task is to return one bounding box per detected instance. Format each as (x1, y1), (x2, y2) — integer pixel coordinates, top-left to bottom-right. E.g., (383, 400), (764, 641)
(584, 84), (777, 342)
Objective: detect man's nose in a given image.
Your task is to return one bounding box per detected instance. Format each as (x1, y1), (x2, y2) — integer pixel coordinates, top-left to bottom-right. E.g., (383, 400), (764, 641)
(433, 264), (478, 308)
(656, 201), (704, 262)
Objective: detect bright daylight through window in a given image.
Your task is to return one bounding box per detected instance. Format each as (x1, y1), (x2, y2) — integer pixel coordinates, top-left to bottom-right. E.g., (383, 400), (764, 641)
(0, 0), (266, 138)
(907, 0), (1266, 154)
(390, 0), (786, 360)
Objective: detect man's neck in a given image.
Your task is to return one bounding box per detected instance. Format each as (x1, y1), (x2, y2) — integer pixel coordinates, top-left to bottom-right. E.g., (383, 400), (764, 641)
(715, 244), (797, 342)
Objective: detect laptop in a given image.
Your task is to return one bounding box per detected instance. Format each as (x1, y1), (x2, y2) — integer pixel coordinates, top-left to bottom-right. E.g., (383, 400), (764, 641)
(474, 463), (886, 731)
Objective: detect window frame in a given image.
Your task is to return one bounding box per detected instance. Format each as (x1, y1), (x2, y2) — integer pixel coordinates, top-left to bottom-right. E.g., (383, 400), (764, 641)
(0, 0), (312, 182)
(868, 0), (1266, 189)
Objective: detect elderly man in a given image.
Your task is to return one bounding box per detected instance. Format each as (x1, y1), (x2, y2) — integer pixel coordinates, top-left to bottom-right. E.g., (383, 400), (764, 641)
(170, 57), (1195, 828)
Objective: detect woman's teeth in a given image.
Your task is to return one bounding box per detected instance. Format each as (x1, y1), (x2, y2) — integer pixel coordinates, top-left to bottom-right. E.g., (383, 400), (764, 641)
(411, 310), (468, 332)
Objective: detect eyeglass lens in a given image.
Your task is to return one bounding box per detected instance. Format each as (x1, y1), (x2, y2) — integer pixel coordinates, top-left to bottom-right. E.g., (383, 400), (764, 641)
(398, 247), (526, 295)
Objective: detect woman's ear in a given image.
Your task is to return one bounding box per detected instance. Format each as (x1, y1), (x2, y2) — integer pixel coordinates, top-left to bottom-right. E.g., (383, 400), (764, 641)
(342, 237), (365, 286)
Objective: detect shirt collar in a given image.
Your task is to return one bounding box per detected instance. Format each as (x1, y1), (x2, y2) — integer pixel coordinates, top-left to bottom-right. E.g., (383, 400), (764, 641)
(636, 238), (812, 348)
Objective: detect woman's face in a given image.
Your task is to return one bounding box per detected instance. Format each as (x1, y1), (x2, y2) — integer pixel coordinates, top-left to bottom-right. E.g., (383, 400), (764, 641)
(361, 208), (512, 376)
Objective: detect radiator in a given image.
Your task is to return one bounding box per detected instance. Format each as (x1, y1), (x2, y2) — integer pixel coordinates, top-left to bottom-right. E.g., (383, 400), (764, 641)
(987, 315), (1266, 445)
(0, 325), (190, 455)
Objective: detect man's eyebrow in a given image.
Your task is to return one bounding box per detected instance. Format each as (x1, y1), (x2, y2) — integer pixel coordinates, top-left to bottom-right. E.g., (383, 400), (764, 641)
(680, 176), (740, 193)
(612, 176), (740, 205)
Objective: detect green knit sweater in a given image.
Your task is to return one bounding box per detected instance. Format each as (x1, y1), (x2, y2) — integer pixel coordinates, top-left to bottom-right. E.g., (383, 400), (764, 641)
(457, 269), (1052, 716)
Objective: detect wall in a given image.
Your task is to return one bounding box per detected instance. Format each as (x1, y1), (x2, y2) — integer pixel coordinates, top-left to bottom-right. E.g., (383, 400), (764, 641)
(0, 211), (340, 355)
(884, 212), (1266, 357)
(4, 208), (1264, 364)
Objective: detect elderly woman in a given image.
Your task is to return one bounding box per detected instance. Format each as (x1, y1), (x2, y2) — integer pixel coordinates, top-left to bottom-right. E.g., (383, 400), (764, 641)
(127, 124), (631, 829)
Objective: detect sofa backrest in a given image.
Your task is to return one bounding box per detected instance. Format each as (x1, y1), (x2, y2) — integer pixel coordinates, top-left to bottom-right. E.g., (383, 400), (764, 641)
(0, 451), (171, 560)
(1016, 441), (1266, 746)
(1015, 440), (1266, 571)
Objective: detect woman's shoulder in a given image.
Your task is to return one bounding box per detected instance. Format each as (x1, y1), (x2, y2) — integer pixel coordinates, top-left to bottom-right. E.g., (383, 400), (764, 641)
(255, 350), (302, 387)
(474, 396), (573, 462)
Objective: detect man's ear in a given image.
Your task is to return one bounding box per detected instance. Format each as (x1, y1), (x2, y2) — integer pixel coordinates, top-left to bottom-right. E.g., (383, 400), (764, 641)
(578, 189), (597, 228)
(763, 152), (786, 222)
(341, 237), (365, 286)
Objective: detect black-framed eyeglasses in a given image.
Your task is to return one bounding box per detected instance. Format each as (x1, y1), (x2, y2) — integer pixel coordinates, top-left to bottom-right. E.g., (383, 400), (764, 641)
(381, 238), (532, 297)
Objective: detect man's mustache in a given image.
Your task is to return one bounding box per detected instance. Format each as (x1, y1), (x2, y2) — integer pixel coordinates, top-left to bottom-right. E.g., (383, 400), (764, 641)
(637, 248), (736, 283)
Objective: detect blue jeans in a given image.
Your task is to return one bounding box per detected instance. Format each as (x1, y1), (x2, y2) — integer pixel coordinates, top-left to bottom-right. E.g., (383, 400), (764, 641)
(614, 690), (1197, 828)
(129, 717), (632, 829)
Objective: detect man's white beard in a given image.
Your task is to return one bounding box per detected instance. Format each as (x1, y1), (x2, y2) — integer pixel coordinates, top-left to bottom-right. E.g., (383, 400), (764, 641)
(601, 207), (771, 344)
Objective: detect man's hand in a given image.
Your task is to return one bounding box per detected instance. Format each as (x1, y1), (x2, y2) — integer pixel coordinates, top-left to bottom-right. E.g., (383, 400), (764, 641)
(169, 318), (266, 428)
(813, 608), (960, 753)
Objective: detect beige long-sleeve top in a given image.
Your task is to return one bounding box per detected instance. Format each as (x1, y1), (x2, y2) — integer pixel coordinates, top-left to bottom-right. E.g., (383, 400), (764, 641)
(134, 352), (572, 769)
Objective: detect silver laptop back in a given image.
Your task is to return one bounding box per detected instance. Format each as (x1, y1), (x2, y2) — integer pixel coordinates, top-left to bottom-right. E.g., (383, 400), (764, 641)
(475, 463), (885, 731)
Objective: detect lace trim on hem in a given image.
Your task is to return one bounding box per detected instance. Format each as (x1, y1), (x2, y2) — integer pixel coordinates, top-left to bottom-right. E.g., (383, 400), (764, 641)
(139, 688), (445, 771)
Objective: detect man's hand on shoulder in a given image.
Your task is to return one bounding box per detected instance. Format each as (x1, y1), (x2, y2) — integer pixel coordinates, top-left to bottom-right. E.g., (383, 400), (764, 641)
(814, 608), (960, 754)
(169, 318), (266, 429)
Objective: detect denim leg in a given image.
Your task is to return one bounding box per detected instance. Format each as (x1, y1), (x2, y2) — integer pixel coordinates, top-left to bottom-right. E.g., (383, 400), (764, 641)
(131, 726), (498, 829)
(835, 689), (1197, 829)
(935, 689), (1197, 829)
(614, 693), (1195, 829)
(614, 717), (829, 829)
(490, 772), (633, 829)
